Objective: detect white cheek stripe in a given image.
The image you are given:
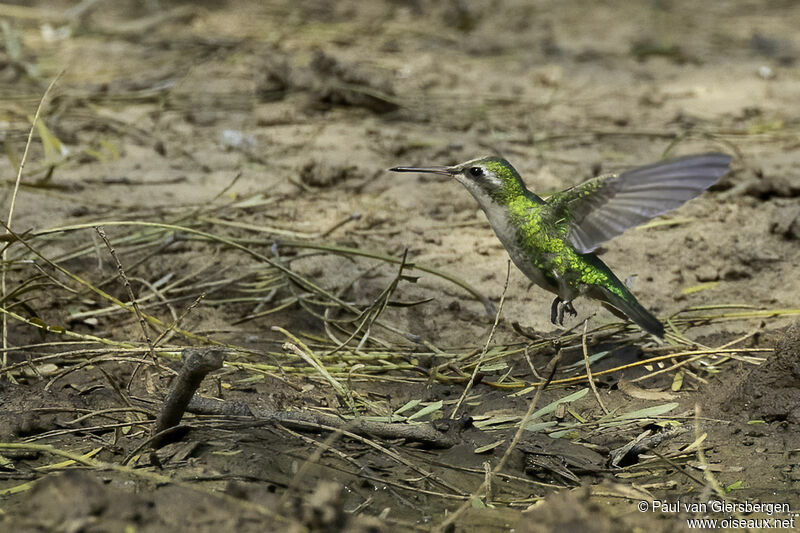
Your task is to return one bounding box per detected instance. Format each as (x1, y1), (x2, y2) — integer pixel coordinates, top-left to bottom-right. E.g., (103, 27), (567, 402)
(484, 174), (502, 187)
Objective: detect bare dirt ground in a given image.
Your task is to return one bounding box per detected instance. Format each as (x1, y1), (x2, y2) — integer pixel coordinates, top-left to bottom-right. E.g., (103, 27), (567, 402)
(1, 1), (799, 531)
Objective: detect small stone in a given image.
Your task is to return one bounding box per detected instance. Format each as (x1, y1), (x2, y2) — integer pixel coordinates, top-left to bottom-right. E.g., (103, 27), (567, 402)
(695, 265), (719, 282)
(757, 65), (775, 79)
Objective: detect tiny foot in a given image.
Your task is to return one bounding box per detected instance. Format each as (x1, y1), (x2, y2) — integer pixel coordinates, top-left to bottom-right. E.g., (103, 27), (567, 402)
(550, 297), (561, 325)
(556, 300), (577, 326)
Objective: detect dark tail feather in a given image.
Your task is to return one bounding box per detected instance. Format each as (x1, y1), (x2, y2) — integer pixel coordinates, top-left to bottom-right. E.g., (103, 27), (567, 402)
(595, 287), (664, 338)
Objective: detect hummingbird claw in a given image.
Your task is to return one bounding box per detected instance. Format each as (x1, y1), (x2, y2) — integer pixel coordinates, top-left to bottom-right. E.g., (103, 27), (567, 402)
(551, 297), (578, 326)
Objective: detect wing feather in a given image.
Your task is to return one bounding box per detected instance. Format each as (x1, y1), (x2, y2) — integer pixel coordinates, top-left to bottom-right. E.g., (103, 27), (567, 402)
(546, 153), (732, 253)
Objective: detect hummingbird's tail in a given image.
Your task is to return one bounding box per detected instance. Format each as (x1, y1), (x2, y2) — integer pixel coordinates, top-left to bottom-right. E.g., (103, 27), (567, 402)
(591, 286), (665, 338)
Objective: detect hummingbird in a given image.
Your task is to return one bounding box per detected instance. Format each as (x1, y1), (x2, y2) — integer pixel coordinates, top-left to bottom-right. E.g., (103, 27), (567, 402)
(390, 153), (732, 338)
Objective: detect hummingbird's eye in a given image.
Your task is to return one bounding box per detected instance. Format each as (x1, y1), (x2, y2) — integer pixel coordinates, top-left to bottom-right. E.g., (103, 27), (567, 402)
(468, 166), (484, 178)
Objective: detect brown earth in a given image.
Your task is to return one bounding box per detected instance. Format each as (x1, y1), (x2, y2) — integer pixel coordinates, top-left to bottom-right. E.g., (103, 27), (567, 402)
(1, 1), (799, 531)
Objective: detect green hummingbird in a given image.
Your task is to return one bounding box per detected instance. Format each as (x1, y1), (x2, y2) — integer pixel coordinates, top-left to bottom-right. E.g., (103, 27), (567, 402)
(390, 153), (732, 338)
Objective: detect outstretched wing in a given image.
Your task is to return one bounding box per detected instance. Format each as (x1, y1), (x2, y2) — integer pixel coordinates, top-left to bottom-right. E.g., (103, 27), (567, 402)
(545, 152), (732, 253)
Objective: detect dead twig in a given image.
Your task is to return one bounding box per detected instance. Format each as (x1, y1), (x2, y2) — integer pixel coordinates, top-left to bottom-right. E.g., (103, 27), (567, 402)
(152, 347), (226, 448)
(127, 291), (207, 390)
(95, 226), (158, 364)
(186, 396), (463, 449)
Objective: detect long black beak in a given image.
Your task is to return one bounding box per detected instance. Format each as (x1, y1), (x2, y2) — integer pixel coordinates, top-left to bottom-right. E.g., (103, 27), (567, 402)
(389, 166), (455, 176)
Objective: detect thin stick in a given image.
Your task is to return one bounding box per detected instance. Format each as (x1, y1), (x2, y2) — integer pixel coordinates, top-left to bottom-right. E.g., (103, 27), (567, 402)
(282, 340), (356, 412)
(127, 291), (207, 390)
(693, 403), (725, 499)
(2, 71), (63, 367)
(451, 260), (510, 419)
(153, 291), (206, 348)
(648, 449), (707, 487)
(188, 396), (459, 448)
(278, 423), (348, 509)
(95, 226), (157, 363)
(434, 349), (562, 532)
(582, 319), (609, 415)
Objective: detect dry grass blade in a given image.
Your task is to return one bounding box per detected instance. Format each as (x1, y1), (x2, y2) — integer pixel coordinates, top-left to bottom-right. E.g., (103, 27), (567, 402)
(321, 248), (415, 355)
(0, 221), (243, 351)
(451, 260), (510, 419)
(582, 319), (609, 415)
(281, 338), (356, 412)
(276, 239), (497, 315)
(3, 71), (62, 368)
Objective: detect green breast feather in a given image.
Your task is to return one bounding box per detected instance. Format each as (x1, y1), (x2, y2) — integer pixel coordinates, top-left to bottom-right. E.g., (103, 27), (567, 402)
(506, 195), (630, 301)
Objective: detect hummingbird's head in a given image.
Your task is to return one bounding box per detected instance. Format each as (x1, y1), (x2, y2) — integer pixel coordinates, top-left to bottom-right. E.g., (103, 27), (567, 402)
(390, 156), (527, 207)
